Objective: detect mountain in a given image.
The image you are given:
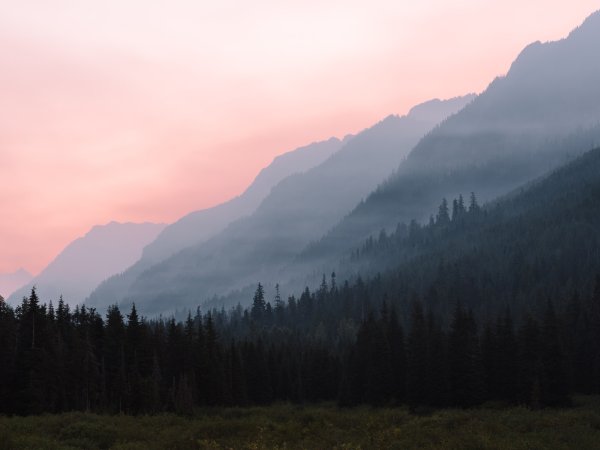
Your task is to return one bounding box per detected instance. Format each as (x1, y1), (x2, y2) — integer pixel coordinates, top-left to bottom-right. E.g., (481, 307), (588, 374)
(5, 144), (600, 417)
(0, 268), (33, 299)
(339, 141), (600, 317)
(85, 137), (347, 308)
(8, 222), (165, 305)
(302, 10), (600, 267)
(88, 95), (475, 314)
(142, 137), (348, 265)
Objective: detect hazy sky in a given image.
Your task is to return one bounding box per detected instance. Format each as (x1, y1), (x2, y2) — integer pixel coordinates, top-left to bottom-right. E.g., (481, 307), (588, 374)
(1, 1), (598, 274)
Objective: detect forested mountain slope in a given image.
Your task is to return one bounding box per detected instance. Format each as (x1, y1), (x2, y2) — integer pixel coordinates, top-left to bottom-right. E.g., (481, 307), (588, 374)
(142, 136), (347, 265)
(89, 96), (474, 314)
(85, 137), (346, 308)
(303, 11), (600, 265)
(339, 143), (600, 319)
(8, 222), (165, 306)
(7, 144), (600, 414)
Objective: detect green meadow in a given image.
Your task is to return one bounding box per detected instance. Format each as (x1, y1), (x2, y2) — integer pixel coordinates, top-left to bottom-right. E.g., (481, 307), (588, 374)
(2, 397), (600, 449)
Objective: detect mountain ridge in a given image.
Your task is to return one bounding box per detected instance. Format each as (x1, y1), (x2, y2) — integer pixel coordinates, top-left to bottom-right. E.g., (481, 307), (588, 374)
(300, 10), (600, 269)
(88, 94), (475, 314)
(8, 222), (166, 305)
(141, 136), (348, 264)
(0, 268), (33, 299)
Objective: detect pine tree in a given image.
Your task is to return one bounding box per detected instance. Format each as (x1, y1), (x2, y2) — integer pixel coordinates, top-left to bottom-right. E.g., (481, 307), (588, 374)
(242, 340), (272, 404)
(452, 198), (460, 222)
(387, 305), (406, 404)
(151, 353), (163, 413)
(407, 301), (429, 410)
(205, 314), (226, 405)
(251, 283), (266, 322)
(15, 288), (47, 414)
(517, 314), (542, 407)
(540, 301), (569, 406)
(589, 274), (600, 393)
(357, 313), (392, 406)
(458, 194), (466, 215)
(230, 342), (247, 405)
(104, 305), (127, 413)
(447, 304), (483, 407)
(437, 198), (450, 225)
(425, 309), (447, 407)
(318, 274), (328, 300)
(481, 321), (496, 400)
(468, 192), (480, 214)
(0, 296), (16, 413)
(495, 308), (518, 402)
(126, 304), (141, 361)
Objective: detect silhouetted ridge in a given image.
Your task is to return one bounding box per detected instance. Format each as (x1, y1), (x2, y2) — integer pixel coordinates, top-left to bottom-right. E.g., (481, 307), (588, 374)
(88, 95), (474, 314)
(302, 11), (600, 269)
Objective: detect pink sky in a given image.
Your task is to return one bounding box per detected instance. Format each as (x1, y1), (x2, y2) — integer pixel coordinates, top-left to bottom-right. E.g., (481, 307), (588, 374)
(1, 1), (598, 275)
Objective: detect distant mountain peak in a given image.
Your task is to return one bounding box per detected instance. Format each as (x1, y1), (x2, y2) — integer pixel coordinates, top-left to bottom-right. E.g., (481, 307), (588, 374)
(0, 269), (34, 299)
(86, 221), (167, 238)
(378, 114), (400, 124)
(87, 94), (474, 314)
(507, 10), (600, 78)
(408, 94), (477, 122)
(134, 137), (348, 267)
(269, 136), (342, 166)
(568, 9), (600, 38)
(14, 268), (32, 277)
(7, 222), (167, 305)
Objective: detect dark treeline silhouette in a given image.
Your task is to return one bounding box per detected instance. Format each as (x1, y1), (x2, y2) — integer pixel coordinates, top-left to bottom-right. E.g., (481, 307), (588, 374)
(4, 146), (600, 416)
(2, 275), (600, 415)
(341, 146), (600, 321)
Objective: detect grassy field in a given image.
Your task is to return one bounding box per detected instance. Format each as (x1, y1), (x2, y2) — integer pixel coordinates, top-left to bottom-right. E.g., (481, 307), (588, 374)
(1, 397), (600, 449)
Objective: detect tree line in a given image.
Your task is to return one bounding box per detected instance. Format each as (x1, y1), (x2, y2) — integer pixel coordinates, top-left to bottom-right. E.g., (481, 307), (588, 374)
(2, 276), (600, 415)
(4, 143), (600, 417)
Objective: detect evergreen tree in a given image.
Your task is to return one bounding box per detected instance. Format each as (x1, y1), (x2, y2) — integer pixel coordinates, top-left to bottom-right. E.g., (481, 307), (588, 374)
(104, 305), (127, 413)
(3, 262), (600, 415)
(495, 308), (518, 402)
(387, 305), (406, 404)
(589, 274), (600, 393)
(15, 288), (47, 414)
(406, 301), (429, 410)
(517, 314), (542, 407)
(468, 192), (480, 213)
(447, 304), (484, 407)
(251, 283), (266, 322)
(0, 296), (16, 413)
(540, 301), (569, 406)
(436, 198), (450, 225)
(452, 198), (460, 222)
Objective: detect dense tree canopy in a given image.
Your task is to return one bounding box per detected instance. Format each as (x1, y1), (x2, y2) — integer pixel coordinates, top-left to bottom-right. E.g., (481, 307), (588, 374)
(3, 146), (600, 416)
(2, 275), (598, 415)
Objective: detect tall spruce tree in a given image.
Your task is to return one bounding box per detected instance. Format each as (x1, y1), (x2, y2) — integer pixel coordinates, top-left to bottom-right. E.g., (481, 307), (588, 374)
(251, 283), (266, 322)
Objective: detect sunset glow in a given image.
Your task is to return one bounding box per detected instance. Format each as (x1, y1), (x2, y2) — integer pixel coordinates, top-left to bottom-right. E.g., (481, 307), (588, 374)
(1, 0), (598, 274)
